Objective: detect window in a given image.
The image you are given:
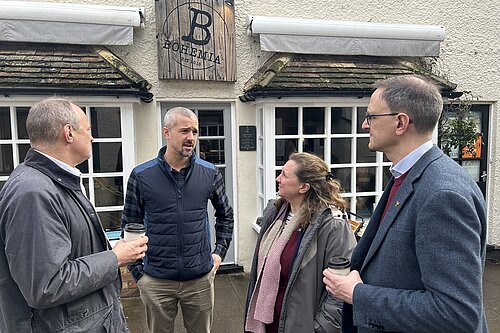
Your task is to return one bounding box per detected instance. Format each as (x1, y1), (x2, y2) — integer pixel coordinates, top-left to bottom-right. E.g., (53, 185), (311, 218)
(0, 105), (31, 191)
(0, 101), (135, 231)
(257, 102), (391, 224)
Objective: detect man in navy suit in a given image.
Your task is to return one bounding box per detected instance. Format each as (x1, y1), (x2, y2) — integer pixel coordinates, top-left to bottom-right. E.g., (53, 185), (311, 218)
(323, 75), (488, 332)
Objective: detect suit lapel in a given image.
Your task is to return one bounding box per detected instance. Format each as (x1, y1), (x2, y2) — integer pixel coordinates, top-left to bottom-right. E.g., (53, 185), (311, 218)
(351, 178), (392, 271)
(361, 180), (413, 271)
(358, 146), (443, 272)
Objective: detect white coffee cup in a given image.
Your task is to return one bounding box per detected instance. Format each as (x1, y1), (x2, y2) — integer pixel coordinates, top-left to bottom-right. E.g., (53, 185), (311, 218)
(327, 257), (351, 276)
(123, 223), (146, 242)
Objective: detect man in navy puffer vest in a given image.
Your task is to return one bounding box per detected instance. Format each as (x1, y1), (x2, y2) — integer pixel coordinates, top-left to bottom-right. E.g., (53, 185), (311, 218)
(121, 107), (234, 333)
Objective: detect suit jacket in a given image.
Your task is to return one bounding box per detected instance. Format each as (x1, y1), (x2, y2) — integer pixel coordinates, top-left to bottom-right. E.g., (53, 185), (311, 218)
(342, 146), (488, 333)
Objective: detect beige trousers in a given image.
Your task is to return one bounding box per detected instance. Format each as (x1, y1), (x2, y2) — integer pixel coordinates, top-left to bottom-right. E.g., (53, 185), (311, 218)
(137, 271), (215, 333)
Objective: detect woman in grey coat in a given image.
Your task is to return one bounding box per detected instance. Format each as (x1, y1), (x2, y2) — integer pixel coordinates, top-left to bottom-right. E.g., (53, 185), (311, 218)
(245, 152), (357, 333)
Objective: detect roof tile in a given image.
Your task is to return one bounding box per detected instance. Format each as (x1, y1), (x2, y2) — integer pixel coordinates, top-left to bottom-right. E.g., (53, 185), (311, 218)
(0, 42), (152, 102)
(242, 53), (457, 101)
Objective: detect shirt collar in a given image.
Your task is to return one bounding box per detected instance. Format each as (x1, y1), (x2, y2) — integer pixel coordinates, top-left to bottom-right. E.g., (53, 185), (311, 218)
(34, 149), (82, 178)
(390, 140), (433, 178)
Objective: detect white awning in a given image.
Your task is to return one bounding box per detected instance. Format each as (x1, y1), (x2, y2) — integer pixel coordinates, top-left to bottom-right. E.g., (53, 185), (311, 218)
(246, 15), (445, 57)
(0, 1), (144, 45)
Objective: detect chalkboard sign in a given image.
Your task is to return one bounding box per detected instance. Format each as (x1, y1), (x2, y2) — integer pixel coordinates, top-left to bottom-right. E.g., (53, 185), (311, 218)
(239, 126), (256, 151)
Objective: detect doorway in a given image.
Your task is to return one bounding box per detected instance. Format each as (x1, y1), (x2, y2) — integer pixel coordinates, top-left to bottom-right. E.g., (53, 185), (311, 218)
(160, 103), (236, 264)
(440, 104), (490, 198)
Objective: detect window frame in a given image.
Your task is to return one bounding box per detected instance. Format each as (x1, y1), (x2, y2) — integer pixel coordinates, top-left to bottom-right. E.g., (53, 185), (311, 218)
(0, 96), (136, 231)
(254, 98), (392, 231)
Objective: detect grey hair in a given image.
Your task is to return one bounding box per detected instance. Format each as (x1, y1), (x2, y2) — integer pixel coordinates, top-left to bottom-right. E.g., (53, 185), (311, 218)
(163, 107), (197, 128)
(375, 75), (443, 133)
(26, 97), (80, 146)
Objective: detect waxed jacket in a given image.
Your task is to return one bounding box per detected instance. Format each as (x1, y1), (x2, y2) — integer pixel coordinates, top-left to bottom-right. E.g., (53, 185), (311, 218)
(0, 149), (128, 332)
(245, 200), (357, 333)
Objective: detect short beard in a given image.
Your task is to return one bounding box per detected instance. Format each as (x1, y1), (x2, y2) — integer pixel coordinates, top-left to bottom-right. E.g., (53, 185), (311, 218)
(179, 149), (193, 158)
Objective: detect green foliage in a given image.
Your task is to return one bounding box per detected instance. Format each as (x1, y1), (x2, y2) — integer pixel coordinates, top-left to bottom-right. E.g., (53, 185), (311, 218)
(438, 92), (479, 157)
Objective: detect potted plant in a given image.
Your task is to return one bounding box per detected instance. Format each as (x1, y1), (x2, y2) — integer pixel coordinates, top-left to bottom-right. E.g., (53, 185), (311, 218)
(438, 92), (480, 158)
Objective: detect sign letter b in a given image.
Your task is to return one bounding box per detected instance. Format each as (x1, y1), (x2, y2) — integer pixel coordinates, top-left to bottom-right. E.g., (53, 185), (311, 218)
(182, 8), (212, 45)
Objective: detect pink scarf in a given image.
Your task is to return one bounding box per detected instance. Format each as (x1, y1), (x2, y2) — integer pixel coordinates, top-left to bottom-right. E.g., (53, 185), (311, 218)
(245, 202), (302, 333)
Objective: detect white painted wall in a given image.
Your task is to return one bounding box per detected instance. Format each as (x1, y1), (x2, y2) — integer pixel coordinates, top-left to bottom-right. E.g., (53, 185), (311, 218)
(31, 0), (500, 266)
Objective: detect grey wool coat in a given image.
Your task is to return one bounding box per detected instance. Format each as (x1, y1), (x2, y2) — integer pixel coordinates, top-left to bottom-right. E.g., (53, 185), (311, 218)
(342, 146), (488, 333)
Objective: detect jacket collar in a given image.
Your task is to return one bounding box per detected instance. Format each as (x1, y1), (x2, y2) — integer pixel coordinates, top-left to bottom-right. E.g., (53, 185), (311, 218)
(24, 148), (81, 192)
(156, 146), (196, 171)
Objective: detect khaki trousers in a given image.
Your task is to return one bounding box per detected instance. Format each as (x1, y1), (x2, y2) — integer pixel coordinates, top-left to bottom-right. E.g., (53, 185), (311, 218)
(137, 271), (215, 333)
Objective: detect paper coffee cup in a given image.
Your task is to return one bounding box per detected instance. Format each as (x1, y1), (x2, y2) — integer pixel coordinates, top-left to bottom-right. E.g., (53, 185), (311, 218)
(123, 223), (146, 242)
(327, 257), (351, 276)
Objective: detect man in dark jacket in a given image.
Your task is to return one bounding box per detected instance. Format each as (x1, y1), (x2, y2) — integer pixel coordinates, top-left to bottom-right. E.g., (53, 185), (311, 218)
(323, 75), (487, 332)
(121, 107), (234, 333)
(0, 97), (148, 333)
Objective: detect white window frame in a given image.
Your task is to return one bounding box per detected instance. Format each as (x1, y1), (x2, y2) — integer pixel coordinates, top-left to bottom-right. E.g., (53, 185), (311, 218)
(254, 97), (392, 231)
(0, 96), (137, 232)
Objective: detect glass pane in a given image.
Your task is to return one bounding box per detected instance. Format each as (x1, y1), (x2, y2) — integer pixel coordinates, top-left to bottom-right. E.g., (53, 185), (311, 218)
(275, 169), (281, 193)
(258, 138), (263, 164)
(303, 107), (324, 134)
(94, 177), (124, 207)
(76, 160), (89, 174)
(276, 139), (298, 166)
(18, 144), (30, 163)
(331, 167), (351, 192)
(98, 210), (122, 231)
(275, 107), (298, 135)
(258, 168), (264, 193)
(331, 107), (352, 134)
(199, 110), (224, 136)
(461, 160), (480, 182)
(219, 167), (226, 185)
(199, 139), (224, 164)
(92, 142), (123, 173)
(331, 138), (351, 164)
(83, 178), (89, 197)
(356, 195), (376, 219)
(90, 107), (121, 138)
(303, 138), (324, 159)
(357, 137), (375, 163)
(383, 166), (391, 189)
(0, 145), (14, 176)
(16, 107), (30, 140)
(343, 197), (351, 208)
(0, 107), (11, 139)
(356, 167), (376, 192)
(357, 107), (368, 133)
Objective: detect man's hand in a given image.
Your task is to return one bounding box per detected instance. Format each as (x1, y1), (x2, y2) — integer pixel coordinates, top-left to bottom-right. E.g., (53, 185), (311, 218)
(112, 237), (148, 267)
(212, 253), (222, 273)
(323, 269), (363, 304)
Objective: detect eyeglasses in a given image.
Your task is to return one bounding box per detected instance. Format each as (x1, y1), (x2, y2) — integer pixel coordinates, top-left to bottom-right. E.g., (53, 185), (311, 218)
(364, 112), (413, 126)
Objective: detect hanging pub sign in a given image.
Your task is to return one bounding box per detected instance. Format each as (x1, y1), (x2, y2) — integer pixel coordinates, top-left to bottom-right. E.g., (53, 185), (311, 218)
(156, 0), (236, 81)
